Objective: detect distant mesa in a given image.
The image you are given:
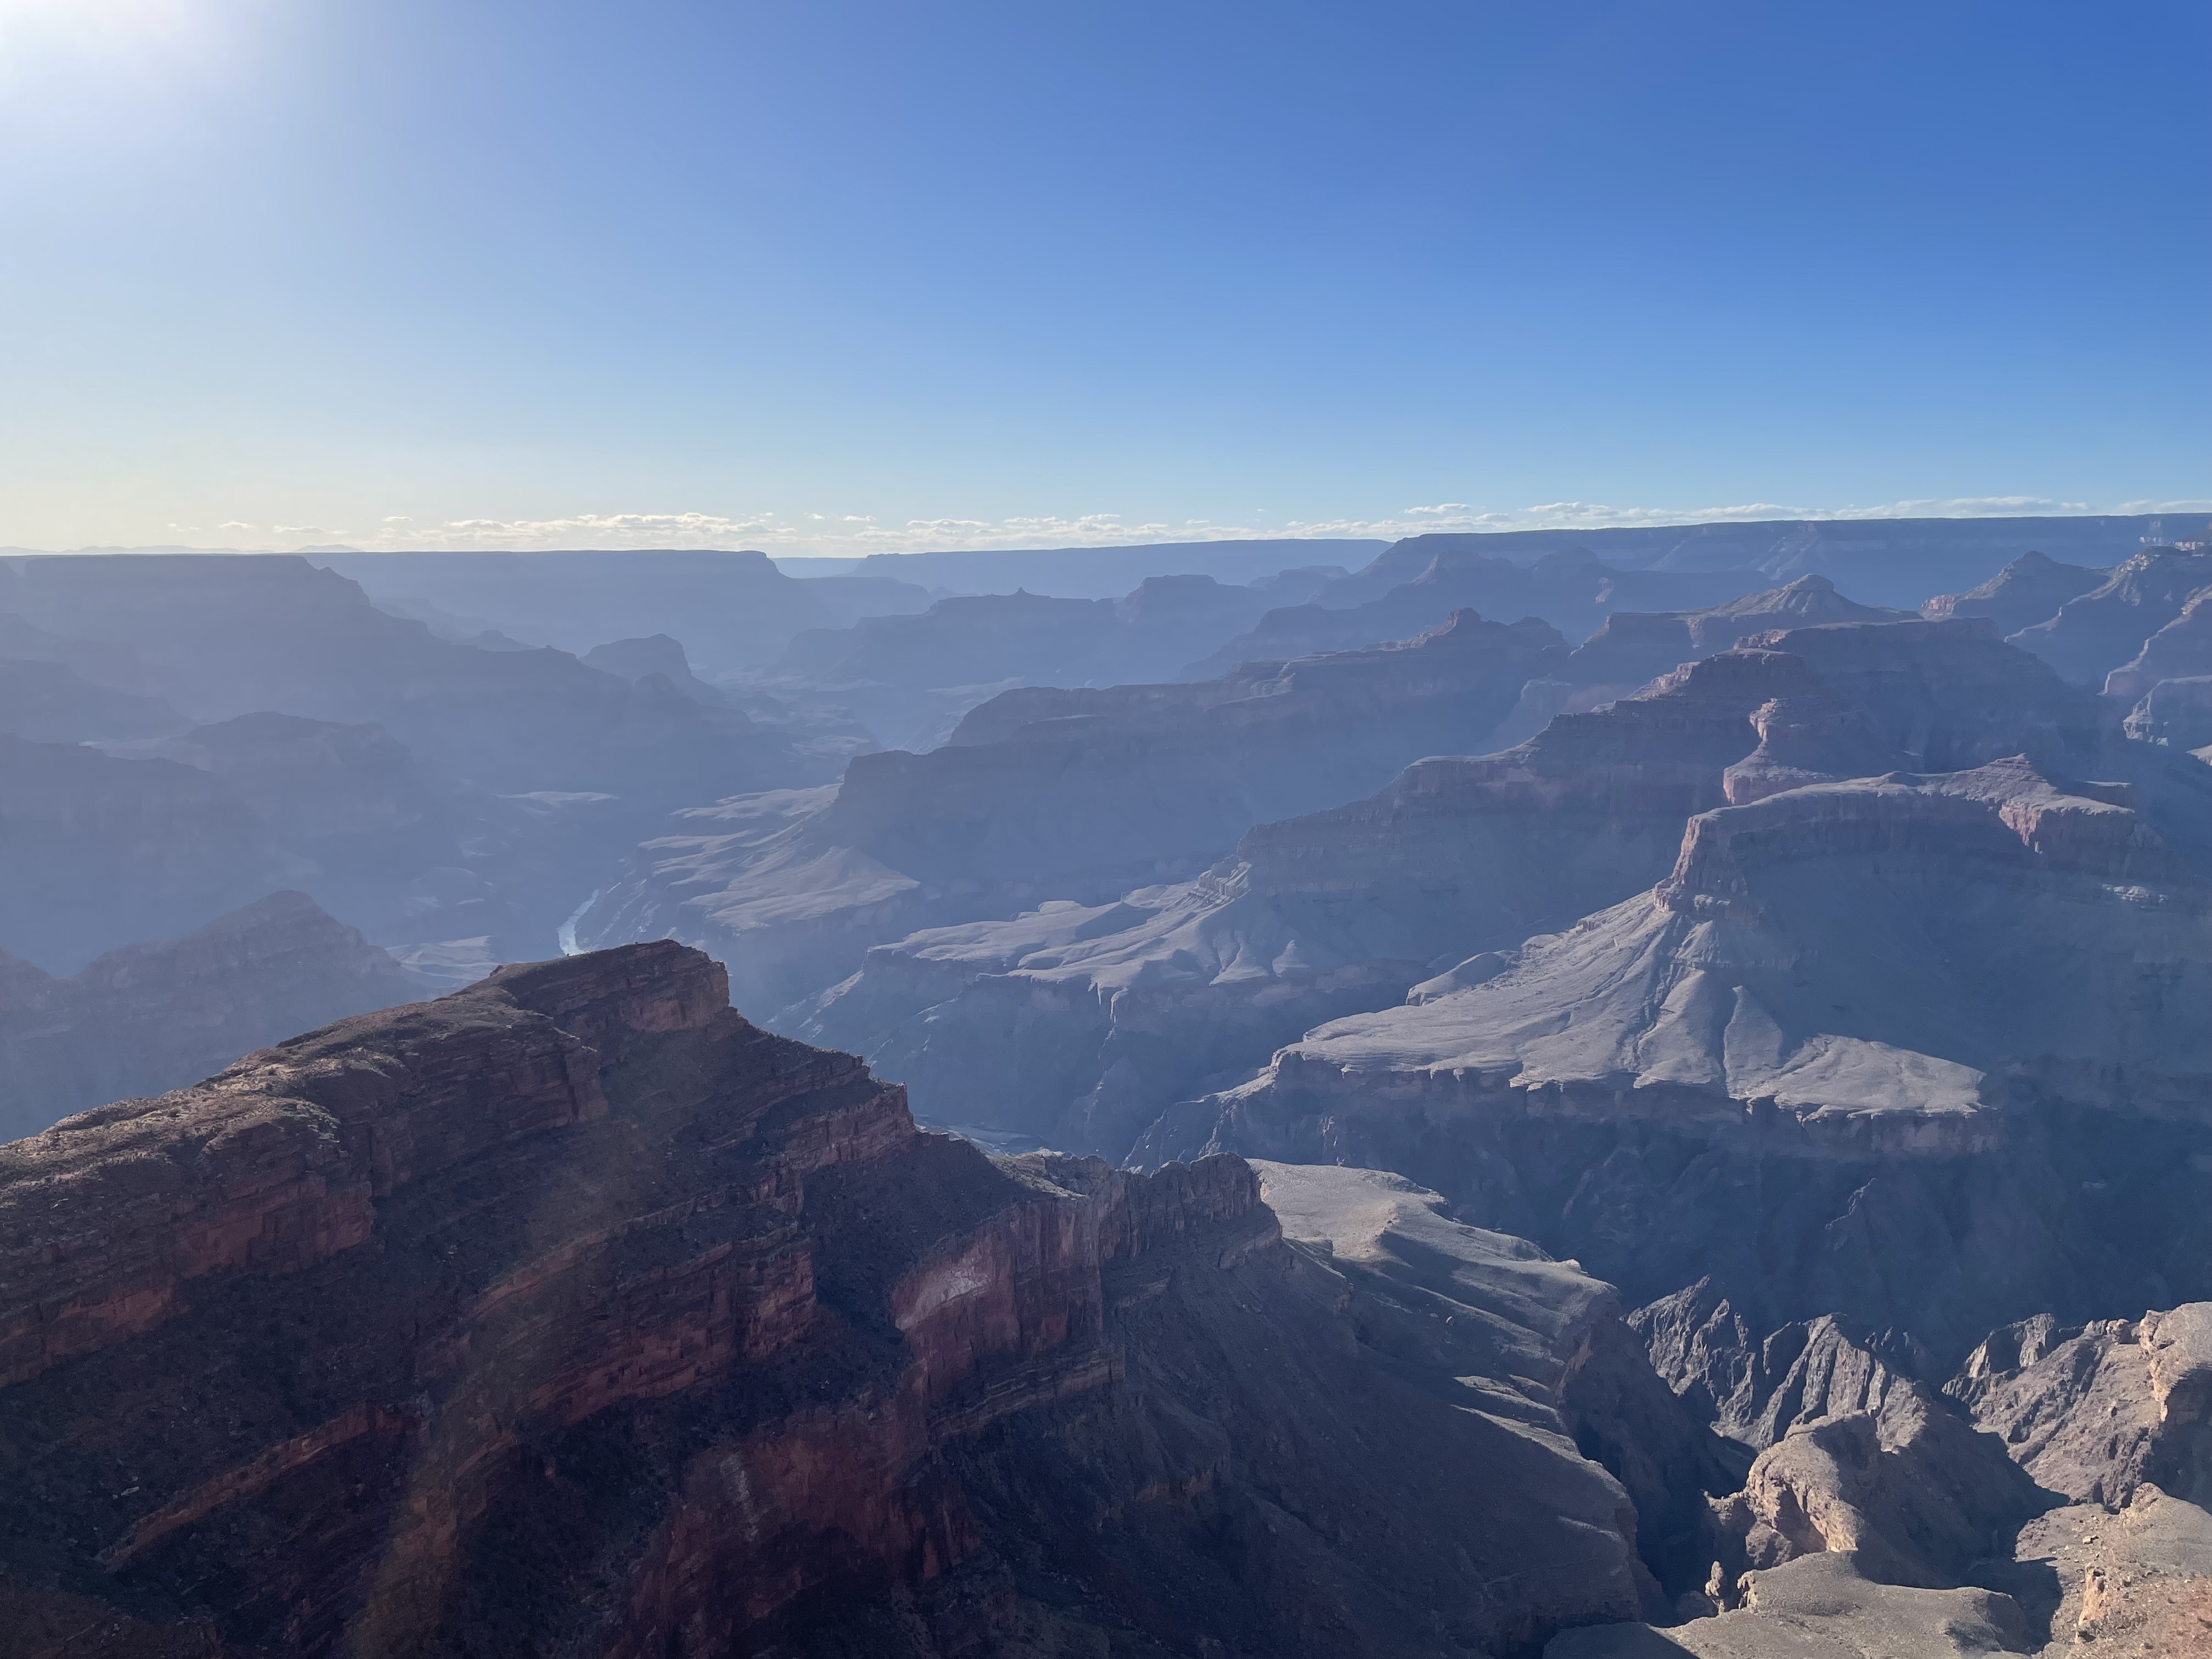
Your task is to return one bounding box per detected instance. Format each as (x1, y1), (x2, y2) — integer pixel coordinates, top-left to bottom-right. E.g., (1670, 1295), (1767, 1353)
(0, 891), (427, 1141)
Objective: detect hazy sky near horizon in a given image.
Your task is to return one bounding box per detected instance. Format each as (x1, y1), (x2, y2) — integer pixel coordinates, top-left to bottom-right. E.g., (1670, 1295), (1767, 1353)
(2, 1), (2206, 556)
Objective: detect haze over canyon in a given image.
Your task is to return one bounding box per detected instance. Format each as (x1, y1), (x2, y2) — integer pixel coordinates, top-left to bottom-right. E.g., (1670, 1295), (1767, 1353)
(0, 514), (2205, 1656)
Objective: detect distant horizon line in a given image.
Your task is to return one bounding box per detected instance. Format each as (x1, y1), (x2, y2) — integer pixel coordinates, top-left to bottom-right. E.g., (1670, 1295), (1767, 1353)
(8, 502), (2212, 561)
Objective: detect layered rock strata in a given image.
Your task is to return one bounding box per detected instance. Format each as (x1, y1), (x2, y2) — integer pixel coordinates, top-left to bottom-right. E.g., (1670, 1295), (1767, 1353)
(582, 609), (1567, 1014)
(0, 943), (1673, 1657)
(2009, 548), (2212, 688)
(1179, 758), (2212, 1355)
(1183, 545), (1757, 676)
(798, 648), (1888, 1160)
(1491, 575), (1916, 747)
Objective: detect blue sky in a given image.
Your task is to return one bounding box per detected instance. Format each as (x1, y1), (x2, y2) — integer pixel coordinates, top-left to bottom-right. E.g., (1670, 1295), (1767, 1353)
(2, 0), (2205, 554)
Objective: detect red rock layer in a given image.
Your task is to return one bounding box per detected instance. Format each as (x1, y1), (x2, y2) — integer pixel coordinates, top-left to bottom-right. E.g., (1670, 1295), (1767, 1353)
(0, 943), (1647, 1658)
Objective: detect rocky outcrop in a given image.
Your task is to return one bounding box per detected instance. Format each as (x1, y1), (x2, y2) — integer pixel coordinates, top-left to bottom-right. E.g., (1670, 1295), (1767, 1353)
(1216, 758), (2209, 1130)
(794, 648), (1876, 1160)
(2107, 585), (2212, 702)
(2008, 548), (2212, 688)
(1252, 1160), (1742, 1601)
(580, 633), (737, 704)
(0, 891), (427, 1141)
(1923, 550), (2109, 639)
(0, 943), (1675, 1657)
(1184, 545), (1758, 676)
(1492, 576), (1917, 747)
(2124, 674), (2212, 751)
(1560, 1296), (2212, 1652)
(1946, 1304), (2212, 1510)
(583, 609), (1567, 1015)
(1549, 1552), (2038, 1658)
(1736, 617), (2117, 774)
(1173, 758), (2212, 1356)
(1635, 1283), (1933, 1451)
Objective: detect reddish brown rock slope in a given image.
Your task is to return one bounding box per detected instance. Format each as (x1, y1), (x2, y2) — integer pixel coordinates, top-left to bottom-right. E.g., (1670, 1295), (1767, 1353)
(0, 943), (1656, 1658)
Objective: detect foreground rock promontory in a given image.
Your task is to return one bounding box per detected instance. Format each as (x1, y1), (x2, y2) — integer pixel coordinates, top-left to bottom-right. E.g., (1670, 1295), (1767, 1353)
(0, 942), (1699, 1657)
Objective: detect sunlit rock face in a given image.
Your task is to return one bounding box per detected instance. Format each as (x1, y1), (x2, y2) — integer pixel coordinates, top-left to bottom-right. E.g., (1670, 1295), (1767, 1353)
(1178, 755), (2212, 1358)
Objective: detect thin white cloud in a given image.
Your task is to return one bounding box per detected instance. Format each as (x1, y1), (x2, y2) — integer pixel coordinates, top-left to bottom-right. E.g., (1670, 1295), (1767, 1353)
(104, 494), (2179, 559)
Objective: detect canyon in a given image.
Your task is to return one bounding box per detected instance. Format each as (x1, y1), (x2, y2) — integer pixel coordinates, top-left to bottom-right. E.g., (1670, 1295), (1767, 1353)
(5, 524), (2212, 1655)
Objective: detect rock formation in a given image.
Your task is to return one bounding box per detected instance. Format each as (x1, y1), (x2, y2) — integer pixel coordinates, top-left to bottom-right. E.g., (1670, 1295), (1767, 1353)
(0, 554), (822, 805)
(1947, 1304), (2212, 1511)
(1553, 1296), (2212, 1654)
(795, 622), (2129, 1167)
(582, 609), (1567, 1014)
(2107, 586), (2212, 700)
(1922, 549), (2109, 639)
(1184, 545), (1759, 676)
(2008, 548), (2212, 687)
(1330, 515), (2188, 611)
(795, 648), (1879, 1160)
(0, 943), (1680, 1657)
(580, 633), (737, 703)
(1177, 757), (2212, 1356)
(1491, 575), (1918, 747)
(315, 548), (855, 672)
(0, 891), (426, 1140)
(764, 571), (1343, 750)
(2125, 674), (2212, 751)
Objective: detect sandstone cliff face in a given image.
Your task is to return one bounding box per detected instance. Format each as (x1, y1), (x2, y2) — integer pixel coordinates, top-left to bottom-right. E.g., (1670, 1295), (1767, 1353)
(0, 943), (1669, 1658)
(582, 610), (1567, 1015)
(0, 891), (426, 1141)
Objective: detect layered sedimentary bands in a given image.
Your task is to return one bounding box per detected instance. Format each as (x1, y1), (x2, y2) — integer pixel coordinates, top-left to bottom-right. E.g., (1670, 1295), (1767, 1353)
(10, 529), (2212, 1656)
(1, 944), (1696, 1658)
(580, 608), (1569, 1013)
(1185, 754), (2212, 1347)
